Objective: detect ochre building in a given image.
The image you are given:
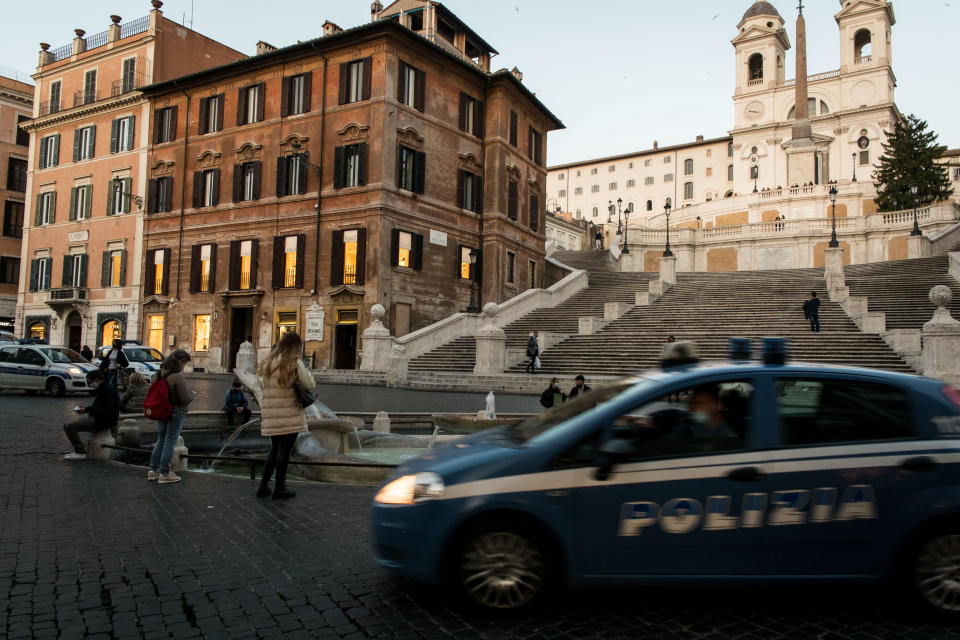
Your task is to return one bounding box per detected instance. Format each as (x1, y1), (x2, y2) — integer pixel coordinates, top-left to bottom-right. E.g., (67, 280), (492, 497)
(0, 72), (32, 333)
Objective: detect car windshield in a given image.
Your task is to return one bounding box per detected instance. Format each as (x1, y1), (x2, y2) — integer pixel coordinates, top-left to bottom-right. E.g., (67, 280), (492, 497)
(508, 377), (652, 445)
(39, 347), (87, 364)
(126, 347), (163, 362)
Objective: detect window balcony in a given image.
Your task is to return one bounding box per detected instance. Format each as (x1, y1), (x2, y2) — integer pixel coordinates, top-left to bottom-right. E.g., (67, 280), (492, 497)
(38, 100), (61, 116)
(73, 89), (100, 107)
(46, 287), (88, 308)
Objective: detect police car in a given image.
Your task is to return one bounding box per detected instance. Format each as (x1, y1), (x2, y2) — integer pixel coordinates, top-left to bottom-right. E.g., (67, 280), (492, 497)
(0, 344), (98, 396)
(372, 339), (960, 615)
(94, 342), (164, 376)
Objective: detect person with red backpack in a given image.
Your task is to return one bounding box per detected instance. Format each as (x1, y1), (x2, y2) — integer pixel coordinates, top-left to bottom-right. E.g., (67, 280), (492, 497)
(147, 349), (193, 483)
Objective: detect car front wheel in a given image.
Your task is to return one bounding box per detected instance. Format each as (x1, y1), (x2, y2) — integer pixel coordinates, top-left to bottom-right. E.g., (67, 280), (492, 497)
(46, 378), (66, 397)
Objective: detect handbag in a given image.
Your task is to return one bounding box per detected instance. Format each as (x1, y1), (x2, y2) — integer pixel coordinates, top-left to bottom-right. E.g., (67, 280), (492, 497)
(293, 380), (314, 408)
(534, 356), (542, 369)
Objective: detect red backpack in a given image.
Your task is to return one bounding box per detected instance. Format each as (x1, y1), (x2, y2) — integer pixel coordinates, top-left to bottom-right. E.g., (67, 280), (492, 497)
(143, 376), (174, 420)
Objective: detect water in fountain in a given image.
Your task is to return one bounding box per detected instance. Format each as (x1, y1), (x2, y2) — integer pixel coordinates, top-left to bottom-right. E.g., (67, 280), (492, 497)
(210, 417), (261, 469)
(353, 425), (363, 450)
(427, 424), (440, 449)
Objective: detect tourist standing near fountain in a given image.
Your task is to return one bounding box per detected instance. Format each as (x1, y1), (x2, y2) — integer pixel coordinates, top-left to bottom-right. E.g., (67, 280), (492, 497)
(256, 332), (316, 500)
(148, 350), (193, 484)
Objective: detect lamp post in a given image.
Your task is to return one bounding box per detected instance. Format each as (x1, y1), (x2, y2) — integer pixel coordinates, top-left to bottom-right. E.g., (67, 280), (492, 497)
(466, 248), (479, 313)
(111, 177), (143, 211)
(290, 140), (323, 292)
(622, 204), (631, 254)
(696, 216), (701, 229)
(910, 182), (921, 236)
(615, 197), (623, 235)
(828, 185), (839, 248)
(663, 201), (673, 257)
(851, 152), (857, 182)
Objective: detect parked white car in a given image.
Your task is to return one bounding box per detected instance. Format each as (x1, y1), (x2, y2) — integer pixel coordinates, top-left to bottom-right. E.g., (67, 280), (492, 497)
(94, 343), (165, 376)
(0, 344), (99, 396)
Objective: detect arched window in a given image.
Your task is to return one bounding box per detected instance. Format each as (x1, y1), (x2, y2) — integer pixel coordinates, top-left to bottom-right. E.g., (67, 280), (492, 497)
(854, 29), (872, 62)
(646, 200), (653, 211)
(788, 99), (830, 120)
(724, 190), (734, 198)
(727, 164), (734, 181)
(100, 319), (122, 348)
(748, 54), (763, 81)
(727, 142), (734, 157)
(592, 206), (598, 218)
(683, 158), (694, 175)
(683, 182), (694, 200)
(627, 201), (634, 213)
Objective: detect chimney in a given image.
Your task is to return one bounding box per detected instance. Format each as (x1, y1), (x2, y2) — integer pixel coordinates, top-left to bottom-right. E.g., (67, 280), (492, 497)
(256, 41), (277, 55)
(696, 135), (704, 142)
(653, 140), (658, 150)
(510, 66), (523, 81)
(322, 21), (343, 37)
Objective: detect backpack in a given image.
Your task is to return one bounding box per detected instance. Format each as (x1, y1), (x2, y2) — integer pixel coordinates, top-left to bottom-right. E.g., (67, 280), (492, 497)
(143, 376), (174, 420)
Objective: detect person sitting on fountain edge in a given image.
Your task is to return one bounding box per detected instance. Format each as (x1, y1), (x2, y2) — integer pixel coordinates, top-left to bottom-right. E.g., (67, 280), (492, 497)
(223, 379), (252, 427)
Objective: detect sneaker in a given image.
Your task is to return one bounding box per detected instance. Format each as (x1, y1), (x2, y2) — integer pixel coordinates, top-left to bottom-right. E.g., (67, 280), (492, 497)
(158, 471), (182, 484)
(63, 452), (87, 460)
(147, 470), (157, 481)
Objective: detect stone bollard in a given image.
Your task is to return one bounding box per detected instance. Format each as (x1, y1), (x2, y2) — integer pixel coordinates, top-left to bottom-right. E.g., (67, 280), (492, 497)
(116, 421), (140, 447)
(474, 303), (507, 374)
(922, 285), (960, 386)
(87, 431), (116, 460)
(823, 246), (845, 282)
(604, 302), (632, 321)
(373, 411), (391, 433)
(171, 436), (189, 472)
(386, 344), (408, 388)
(659, 255), (677, 285)
(360, 304), (393, 371)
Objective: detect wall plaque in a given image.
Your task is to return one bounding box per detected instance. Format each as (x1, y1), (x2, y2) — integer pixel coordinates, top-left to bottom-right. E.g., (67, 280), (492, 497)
(429, 230), (447, 246)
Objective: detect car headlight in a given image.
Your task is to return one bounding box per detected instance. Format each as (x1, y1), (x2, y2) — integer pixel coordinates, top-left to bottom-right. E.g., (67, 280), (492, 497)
(68, 367), (83, 376)
(374, 472), (445, 505)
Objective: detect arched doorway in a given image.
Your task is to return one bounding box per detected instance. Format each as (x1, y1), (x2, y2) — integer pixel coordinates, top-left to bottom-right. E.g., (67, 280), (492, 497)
(100, 319), (122, 348)
(66, 311), (82, 353)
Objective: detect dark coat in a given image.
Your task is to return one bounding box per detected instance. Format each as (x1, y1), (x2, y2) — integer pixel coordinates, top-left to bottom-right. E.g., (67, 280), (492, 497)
(99, 347), (129, 372)
(540, 385), (565, 408)
(526, 336), (539, 358)
(568, 383), (592, 398)
(86, 383), (120, 435)
(223, 388), (249, 412)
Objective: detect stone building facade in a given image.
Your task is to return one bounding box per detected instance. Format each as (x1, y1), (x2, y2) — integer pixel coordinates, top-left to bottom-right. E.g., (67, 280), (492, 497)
(16, 1), (244, 350)
(139, 1), (562, 372)
(0, 72), (33, 333)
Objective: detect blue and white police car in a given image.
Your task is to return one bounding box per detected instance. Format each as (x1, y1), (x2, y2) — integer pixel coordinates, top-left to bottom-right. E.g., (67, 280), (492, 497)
(372, 339), (960, 614)
(0, 344), (98, 396)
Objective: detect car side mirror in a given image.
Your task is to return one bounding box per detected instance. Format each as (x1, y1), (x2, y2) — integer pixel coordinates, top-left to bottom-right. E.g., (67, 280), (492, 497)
(595, 435), (637, 482)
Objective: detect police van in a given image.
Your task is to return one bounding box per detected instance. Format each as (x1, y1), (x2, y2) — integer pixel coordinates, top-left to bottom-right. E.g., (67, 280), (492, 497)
(372, 339), (960, 615)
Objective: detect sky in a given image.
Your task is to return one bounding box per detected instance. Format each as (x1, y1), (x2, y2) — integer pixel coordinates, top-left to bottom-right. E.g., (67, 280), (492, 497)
(2, 0), (956, 166)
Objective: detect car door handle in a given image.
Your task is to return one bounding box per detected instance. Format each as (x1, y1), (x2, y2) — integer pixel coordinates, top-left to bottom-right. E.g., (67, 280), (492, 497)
(901, 456), (936, 473)
(726, 466), (766, 482)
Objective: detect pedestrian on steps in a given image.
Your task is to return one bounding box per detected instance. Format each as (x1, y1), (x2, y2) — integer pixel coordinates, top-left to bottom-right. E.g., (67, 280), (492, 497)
(594, 230), (603, 249)
(803, 291), (821, 333)
(256, 331), (316, 500)
(525, 331), (540, 374)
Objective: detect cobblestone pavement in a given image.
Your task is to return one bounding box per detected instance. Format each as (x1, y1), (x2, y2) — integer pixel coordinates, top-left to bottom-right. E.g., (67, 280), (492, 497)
(3, 390), (960, 639)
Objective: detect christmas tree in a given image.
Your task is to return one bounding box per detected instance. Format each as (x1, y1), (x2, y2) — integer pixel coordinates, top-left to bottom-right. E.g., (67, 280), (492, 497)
(874, 114), (953, 212)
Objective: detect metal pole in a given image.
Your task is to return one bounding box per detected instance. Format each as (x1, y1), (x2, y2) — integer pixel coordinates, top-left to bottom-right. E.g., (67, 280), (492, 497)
(829, 201), (839, 247)
(911, 198), (921, 236)
(851, 152), (857, 182)
(663, 211), (673, 257)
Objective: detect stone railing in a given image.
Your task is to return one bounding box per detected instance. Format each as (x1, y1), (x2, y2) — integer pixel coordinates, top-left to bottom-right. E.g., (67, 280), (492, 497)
(776, 69), (840, 88)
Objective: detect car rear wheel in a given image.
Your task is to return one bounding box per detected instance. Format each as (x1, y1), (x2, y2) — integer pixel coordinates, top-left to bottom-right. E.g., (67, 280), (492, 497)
(46, 378), (66, 397)
(905, 529), (960, 616)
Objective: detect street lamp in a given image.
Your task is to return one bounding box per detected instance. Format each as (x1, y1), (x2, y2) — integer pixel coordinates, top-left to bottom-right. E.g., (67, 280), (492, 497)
(290, 140), (323, 292)
(615, 197), (623, 235)
(466, 248), (480, 313)
(663, 200), (673, 257)
(828, 186), (839, 248)
(910, 182), (921, 236)
(851, 152), (857, 182)
(696, 216), (701, 228)
(622, 204), (631, 254)
(111, 177), (143, 211)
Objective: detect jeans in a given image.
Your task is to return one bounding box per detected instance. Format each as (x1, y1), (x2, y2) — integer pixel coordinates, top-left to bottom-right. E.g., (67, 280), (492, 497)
(259, 433), (298, 491)
(809, 312), (820, 333)
(63, 415), (99, 454)
(149, 409), (186, 474)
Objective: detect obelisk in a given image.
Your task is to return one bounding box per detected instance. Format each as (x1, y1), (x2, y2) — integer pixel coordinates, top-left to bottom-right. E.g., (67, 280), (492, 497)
(785, 0), (816, 185)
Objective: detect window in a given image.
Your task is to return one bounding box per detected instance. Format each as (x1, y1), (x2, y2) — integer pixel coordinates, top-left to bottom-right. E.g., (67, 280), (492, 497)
(98, 249), (124, 288)
(190, 243), (216, 293)
(7, 158), (26, 192)
(73, 125), (96, 161)
(626, 179), (635, 188)
(147, 177), (174, 214)
(748, 53), (763, 81)
(397, 146), (425, 193)
(29, 257), (52, 292)
(629, 162), (634, 169)
(558, 189), (566, 197)
(776, 378), (911, 445)
(35, 191), (56, 226)
(38, 134), (60, 169)
(705, 168), (713, 177)
(592, 207), (598, 218)
(728, 142), (734, 157)
(276, 155), (307, 197)
(644, 177), (654, 186)
(507, 180), (518, 220)
(233, 161), (261, 202)
(147, 315), (164, 353)
(509, 110), (518, 148)
(458, 170), (482, 212)
(0, 257), (20, 285)
(193, 315), (211, 352)
(458, 245), (478, 280)
(108, 177), (132, 215)
(339, 58), (371, 104)
(237, 83), (265, 125)
(608, 165), (616, 173)
(392, 229), (423, 269)
(69, 185), (92, 221)
(62, 254), (86, 288)
(281, 73), (311, 116)
(272, 235), (305, 289)
(459, 93), (484, 137)
(146, 249), (170, 296)
(198, 94), (224, 134)
(229, 239), (258, 290)
(398, 61), (425, 111)
(859, 151), (870, 166)
(644, 159), (652, 167)
(954, 168), (960, 181)
(334, 143), (367, 189)
(591, 185), (600, 193)
(683, 159), (694, 175)
(728, 164), (734, 181)
(82, 69), (97, 104)
(590, 168), (597, 175)
(664, 174), (673, 183)
(121, 58), (137, 93)
(48, 81), (61, 114)
(608, 182), (617, 190)
(528, 127), (543, 165)
(664, 156), (672, 164)
(4, 201), (24, 237)
(684, 182), (694, 199)
(854, 29), (872, 61)
(646, 200), (653, 211)
(111, 115), (135, 153)
(529, 193), (540, 232)
(506, 251), (515, 284)
(706, 149), (712, 158)
(154, 106), (177, 143)
(192, 169), (219, 208)
(574, 187), (582, 195)
(331, 228), (365, 286)
(16, 115), (29, 146)
(528, 260), (536, 289)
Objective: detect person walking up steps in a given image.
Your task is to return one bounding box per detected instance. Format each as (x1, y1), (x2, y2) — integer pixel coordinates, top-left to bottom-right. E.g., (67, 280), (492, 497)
(525, 331), (540, 374)
(148, 350), (193, 484)
(256, 332), (316, 500)
(803, 291), (821, 333)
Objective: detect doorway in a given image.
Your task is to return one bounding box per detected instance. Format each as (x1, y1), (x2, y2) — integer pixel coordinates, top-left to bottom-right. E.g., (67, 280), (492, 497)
(229, 307), (254, 372)
(334, 325), (357, 369)
(66, 311), (82, 353)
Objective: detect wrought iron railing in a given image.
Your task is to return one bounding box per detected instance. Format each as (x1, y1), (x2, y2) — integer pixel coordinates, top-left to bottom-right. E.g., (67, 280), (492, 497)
(119, 16), (150, 39)
(85, 29), (109, 49)
(50, 44), (72, 62)
(111, 70), (148, 96)
(0, 65), (32, 85)
(49, 287), (88, 301)
(38, 100), (60, 116)
(73, 89), (99, 107)
(47, 15), (149, 62)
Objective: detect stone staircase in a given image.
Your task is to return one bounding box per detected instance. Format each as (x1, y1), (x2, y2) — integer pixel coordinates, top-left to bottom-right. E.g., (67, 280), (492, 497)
(844, 255), (960, 329)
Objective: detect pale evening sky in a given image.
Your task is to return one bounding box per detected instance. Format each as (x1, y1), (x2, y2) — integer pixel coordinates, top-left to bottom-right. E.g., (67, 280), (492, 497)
(1, 0), (956, 166)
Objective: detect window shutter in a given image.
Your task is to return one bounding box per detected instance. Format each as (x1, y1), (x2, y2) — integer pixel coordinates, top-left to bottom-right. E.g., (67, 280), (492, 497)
(84, 186), (92, 219)
(232, 164), (242, 202)
(62, 254), (73, 286)
(144, 249), (155, 294)
(414, 151), (426, 194)
(508, 181), (518, 220)
(294, 234), (305, 288)
(73, 129), (82, 162)
(169, 108), (177, 142)
(252, 162), (261, 200)
(456, 170), (464, 209)
(530, 195), (539, 232)
(117, 251), (125, 287)
(29, 258), (38, 292)
(189, 244), (201, 293)
(152, 110), (161, 144)
(333, 146), (344, 190)
(395, 146), (403, 189)
(458, 93), (467, 131)
(355, 228), (366, 285)
(276, 156), (287, 197)
(330, 230), (344, 286)
(69, 187), (78, 221)
(207, 243), (217, 292)
(390, 228), (400, 267)
(509, 110), (517, 147)
(473, 176), (483, 213)
(361, 57), (372, 100)
(160, 249), (170, 296)
(49, 191), (56, 223)
(229, 240), (240, 290)
(474, 101), (484, 138)
(87, 125), (96, 157)
(39, 137), (47, 168)
(79, 254), (88, 287)
(110, 119), (119, 153)
(211, 169), (220, 206)
(301, 72), (312, 112)
(192, 171), (203, 208)
(236, 87), (246, 126)
(271, 236), (283, 289)
(51, 135), (59, 165)
(249, 239), (259, 288)
(198, 97), (209, 135)
(123, 177), (132, 213)
(413, 233), (423, 270)
(528, 126), (534, 160)
(473, 248), (482, 283)
(338, 63), (348, 105)
(34, 194), (41, 226)
(100, 251), (111, 287)
(106, 181), (115, 216)
(280, 77), (290, 117)
(42, 258), (51, 290)
(456, 244), (464, 278)
(297, 160), (307, 194)
(415, 69), (425, 112)
(358, 143), (367, 186)
(255, 82), (265, 122)
(397, 61), (406, 104)
(127, 115), (135, 149)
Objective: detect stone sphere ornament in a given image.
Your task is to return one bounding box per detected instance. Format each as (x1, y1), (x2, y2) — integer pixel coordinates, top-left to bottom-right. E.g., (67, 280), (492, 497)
(482, 302), (499, 318)
(930, 285), (953, 309)
(370, 304), (386, 320)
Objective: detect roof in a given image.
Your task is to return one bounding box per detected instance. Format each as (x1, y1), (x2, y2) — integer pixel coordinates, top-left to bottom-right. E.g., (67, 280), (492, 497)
(547, 135), (732, 172)
(140, 18), (561, 130)
(741, 1), (782, 22)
